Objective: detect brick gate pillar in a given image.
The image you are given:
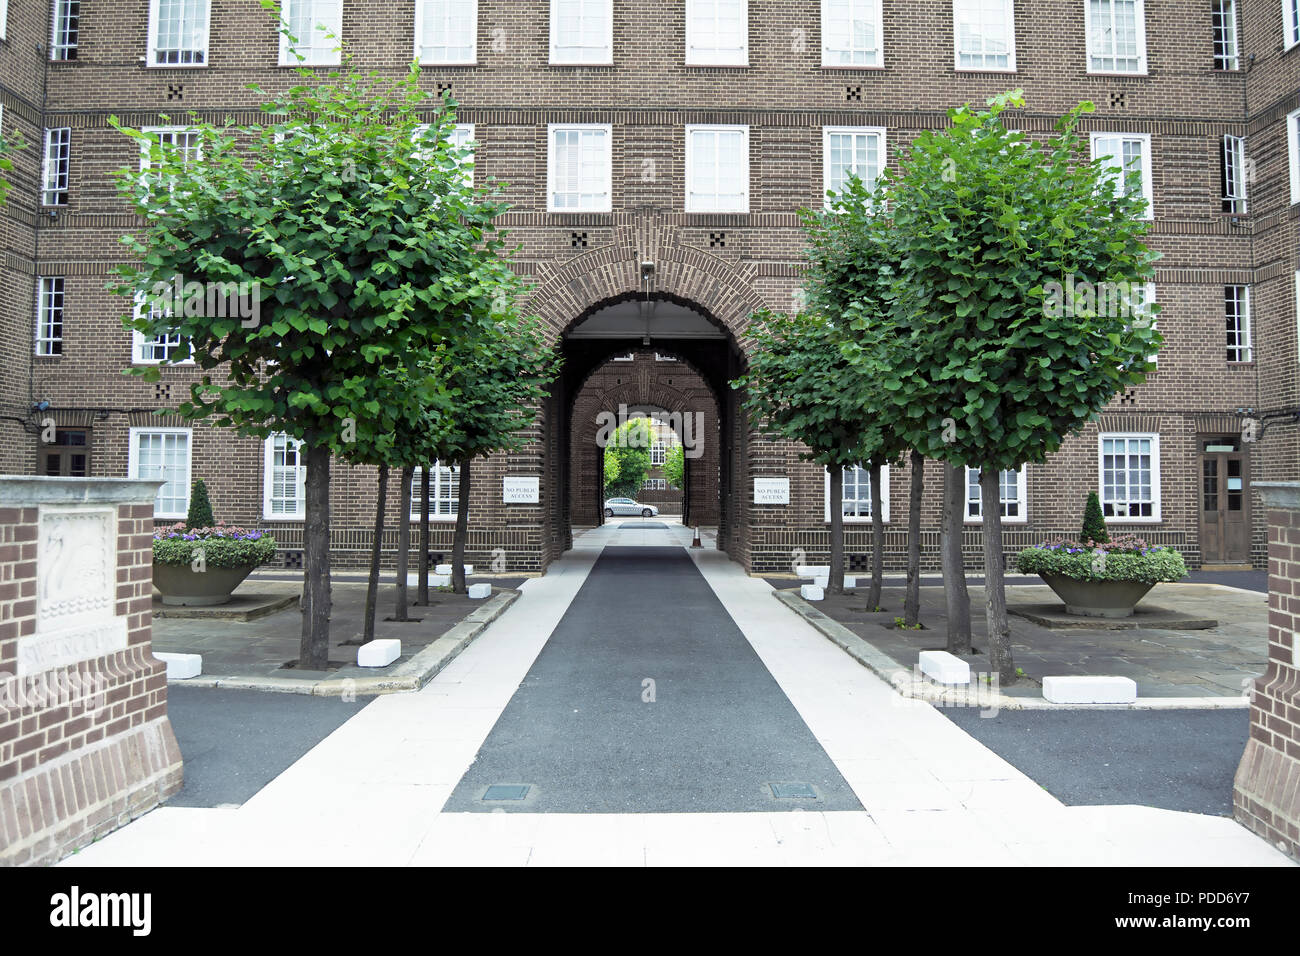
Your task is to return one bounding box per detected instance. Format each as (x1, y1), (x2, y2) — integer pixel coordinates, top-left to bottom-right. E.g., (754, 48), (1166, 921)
(0, 477), (183, 866)
(1234, 482), (1300, 861)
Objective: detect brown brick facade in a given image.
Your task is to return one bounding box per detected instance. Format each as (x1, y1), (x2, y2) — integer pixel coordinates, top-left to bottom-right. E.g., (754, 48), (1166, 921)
(1234, 483), (1300, 861)
(0, 1), (1297, 577)
(0, 478), (182, 866)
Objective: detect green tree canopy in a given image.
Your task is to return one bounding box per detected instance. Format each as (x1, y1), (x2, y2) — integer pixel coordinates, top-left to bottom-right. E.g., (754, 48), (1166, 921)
(603, 418), (655, 500)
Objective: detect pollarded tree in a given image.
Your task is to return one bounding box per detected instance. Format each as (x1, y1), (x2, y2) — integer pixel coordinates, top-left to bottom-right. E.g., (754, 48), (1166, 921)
(109, 42), (515, 668)
(434, 309), (559, 595)
(862, 91), (1161, 682)
(740, 309), (901, 600)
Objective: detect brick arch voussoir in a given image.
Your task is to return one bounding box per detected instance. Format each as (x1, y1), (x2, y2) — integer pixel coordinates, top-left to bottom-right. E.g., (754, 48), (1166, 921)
(528, 234), (766, 347)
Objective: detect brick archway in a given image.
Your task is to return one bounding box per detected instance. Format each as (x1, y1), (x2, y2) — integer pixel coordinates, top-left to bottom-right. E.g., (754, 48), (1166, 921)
(535, 218), (763, 561)
(527, 213), (768, 347)
(568, 356), (721, 528)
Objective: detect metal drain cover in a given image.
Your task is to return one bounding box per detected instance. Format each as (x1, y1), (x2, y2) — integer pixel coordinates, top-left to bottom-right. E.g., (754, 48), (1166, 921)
(769, 782), (818, 800)
(482, 784), (531, 802)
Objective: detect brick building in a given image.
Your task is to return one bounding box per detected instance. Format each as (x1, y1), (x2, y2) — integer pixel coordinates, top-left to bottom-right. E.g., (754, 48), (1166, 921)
(0, 0), (1298, 576)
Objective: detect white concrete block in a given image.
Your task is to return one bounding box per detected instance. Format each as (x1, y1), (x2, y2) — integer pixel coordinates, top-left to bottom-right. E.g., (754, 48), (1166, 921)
(918, 651), (971, 685)
(155, 652), (201, 680)
(1043, 675), (1137, 704)
(468, 583), (492, 599)
(435, 564), (473, 576)
(357, 639), (401, 668)
(800, 584), (825, 601)
(796, 565), (830, 578)
(843, 576), (857, 589)
(812, 576), (829, 589)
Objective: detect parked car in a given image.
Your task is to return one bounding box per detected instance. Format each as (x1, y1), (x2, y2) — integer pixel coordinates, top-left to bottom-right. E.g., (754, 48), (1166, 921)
(604, 497), (659, 518)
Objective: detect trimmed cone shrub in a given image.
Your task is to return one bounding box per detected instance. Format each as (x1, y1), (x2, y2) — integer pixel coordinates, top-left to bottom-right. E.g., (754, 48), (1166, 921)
(187, 478), (215, 530)
(1080, 491), (1109, 545)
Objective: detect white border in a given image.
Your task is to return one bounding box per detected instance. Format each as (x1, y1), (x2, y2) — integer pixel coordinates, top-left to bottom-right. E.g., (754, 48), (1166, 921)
(547, 123), (612, 213)
(952, 0), (1017, 73)
(146, 0), (211, 69)
(1286, 0), (1300, 50)
(1097, 431), (1161, 523)
(128, 426), (193, 520)
(263, 434), (306, 520)
(414, 0), (478, 66)
(685, 0), (749, 66)
(822, 125), (886, 207)
(963, 466), (1028, 524)
(1089, 131), (1154, 220)
(820, 0), (884, 69)
(1084, 0), (1148, 75)
(823, 464), (890, 523)
(685, 124), (750, 214)
(279, 0), (344, 66)
(549, 0), (613, 65)
(409, 464), (459, 522)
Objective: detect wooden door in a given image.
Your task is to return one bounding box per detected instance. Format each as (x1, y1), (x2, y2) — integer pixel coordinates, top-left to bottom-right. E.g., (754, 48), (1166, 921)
(1199, 437), (1250, 564)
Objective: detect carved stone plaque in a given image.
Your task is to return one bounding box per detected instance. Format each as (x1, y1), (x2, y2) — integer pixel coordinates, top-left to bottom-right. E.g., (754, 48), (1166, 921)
(20, 507), (127, 676)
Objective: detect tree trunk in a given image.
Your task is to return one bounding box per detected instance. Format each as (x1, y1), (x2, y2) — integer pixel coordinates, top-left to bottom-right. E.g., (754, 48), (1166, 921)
(942, 462), (973, 655)
(980, 466), (1015, 683)
(827, 464), (845, 596)
(363, 463), (388, 645)
(452, 458), (472, 594)
(299, 440), (332, 669)
(394, 465), (413, 621)
(866, 461), (884, 611)
(416, 466), (431, 605)
(904, 449), (924, 627)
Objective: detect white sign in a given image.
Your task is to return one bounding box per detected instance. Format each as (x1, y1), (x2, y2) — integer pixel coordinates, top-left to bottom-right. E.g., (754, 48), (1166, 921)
(753, 478), (790, 505)
(503, 477), (540, 504)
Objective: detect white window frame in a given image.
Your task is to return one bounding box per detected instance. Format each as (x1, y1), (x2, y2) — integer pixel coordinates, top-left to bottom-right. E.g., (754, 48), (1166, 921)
(1225, 285), (1252, 363)
(952, 0), (1016, 72)
(414, 122), (475, 185)
(51, 0), (81, 61)
(409, 462), (460, 522)
(36, 277), (64, 357)
(685, 0), (749, 67)
(41, 128), (71, 206)
(1098, 432), (1161, 523)
(1288, 108), (1300, 205)
(549, 0), (613, 66)
(964, 466), (1027, 524)
(131, 289), (195, 366)
(1085, 0), (1147, 75)
(547, 123), (612, 213)
(612, 352), (634, 361)
(279, 0), (343, 66)
(822, 126), (886, 206)
(824, 464), (890, 523)
(1222, 134), (1247, 213)
(821, 0), (884, 68)
(146, 0), (211, 68)
(262, 433), (307, 520)
(0, 0), (7, 41)
(1286, 0), (1300, 50)
(139, 125), (203, 201)
(1090, 131), (1153, 220)
(685, 124), (750, 214)
(414, 0), (477, 65)
(1212, 0), (1239, 69)
(129, 427), (193, 520)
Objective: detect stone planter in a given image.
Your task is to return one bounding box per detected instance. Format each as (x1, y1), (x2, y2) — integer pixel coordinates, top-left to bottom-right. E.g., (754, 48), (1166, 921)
(1038, 573), (1155, 618)
(153, 563), (256, 606)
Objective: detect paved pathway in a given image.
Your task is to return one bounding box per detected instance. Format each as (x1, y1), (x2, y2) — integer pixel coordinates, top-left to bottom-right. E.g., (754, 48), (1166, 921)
(445, 544), (859, 812)
(62, 521), (1294, 866)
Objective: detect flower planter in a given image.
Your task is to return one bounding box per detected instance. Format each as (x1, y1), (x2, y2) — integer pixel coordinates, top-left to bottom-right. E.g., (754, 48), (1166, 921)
(153, 563), (257, 606)
(1038, 573), (1155, 619)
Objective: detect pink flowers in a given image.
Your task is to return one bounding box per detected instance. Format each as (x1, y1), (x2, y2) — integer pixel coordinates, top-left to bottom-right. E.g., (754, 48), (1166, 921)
(154, 522), (265, 542)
